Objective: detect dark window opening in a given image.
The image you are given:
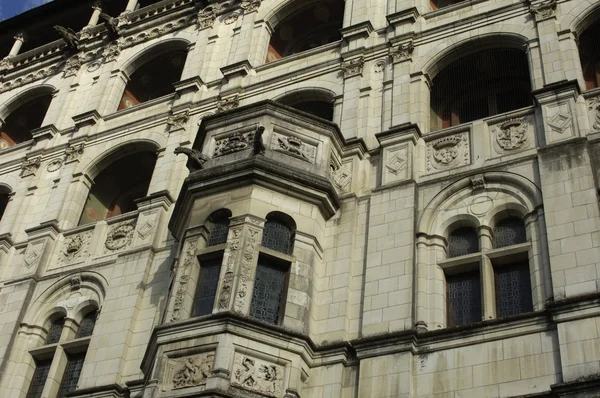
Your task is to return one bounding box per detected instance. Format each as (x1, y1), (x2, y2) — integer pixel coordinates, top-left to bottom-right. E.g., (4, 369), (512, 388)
(0, 95), (52, 149)
(448, 227), (479, 258)
(57, 353), (86, 398)
(207, 209), (231, 246)
(267, 1), (344, 63)
(249, 259), (288, 324)
(45, 318), (65, 345)
(262, 214), (295, 255)
(119, 50), (187, 110)
(284, 100), (334, 121)
(430, 49), (532, 131)
(192, 258), (222, 317)
(0, 194), (8, 221)
(579, 19), (600, 90)
(26, 359), (52, 398)
(76, 311), (97, 339)
(447, 271), (482, 327)
(430, 0), (467, 10)
(495, 262), (533, 318)
(494, 217), (527, 249)
(78, 151), (156, 225)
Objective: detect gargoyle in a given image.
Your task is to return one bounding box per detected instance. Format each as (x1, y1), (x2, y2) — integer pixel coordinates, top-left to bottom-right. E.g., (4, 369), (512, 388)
(54, 25), (80, 50)
(99, 12), (120, 36)
(174, 147), (208, 172)
(253, 126), (266, 155)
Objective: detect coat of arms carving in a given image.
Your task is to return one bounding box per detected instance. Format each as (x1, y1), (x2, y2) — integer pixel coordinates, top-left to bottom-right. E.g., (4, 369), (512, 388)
(493, 118), (529, 151)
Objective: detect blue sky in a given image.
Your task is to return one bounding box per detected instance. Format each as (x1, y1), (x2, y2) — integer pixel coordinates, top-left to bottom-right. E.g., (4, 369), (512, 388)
(0, 0), (54, 22)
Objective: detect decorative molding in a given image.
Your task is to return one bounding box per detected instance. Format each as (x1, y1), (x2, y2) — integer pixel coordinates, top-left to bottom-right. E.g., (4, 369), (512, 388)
(341, 57), (364, 78)
(470, 174), (485, 190)
(330, 161), (352, 192)
(21, 157), (42, 178)
(548, 112), (571, 134)
(386, 151), (408, 175)
(389, 41), (414, 63)
(117, 15), (196, 49)
(65, 142), (85, 163)
(241, 0), (261, 13)
(171, 239), (197, 322)
(105, 222), (136, 252)
(46, 159), (64, 172)
(234, 228), (258, 313)
(24, 241), (44, 269)
(426, 133), (470, 172)
(217, 95), (240, 112)
(232, 354), (284, 397)
(530, 0), (557, 22)
(272, 133), (317, 164)
(218, 227), (242, 310)
(492, 118), (530, 151)
(0, 64), (61, 93)
(169, 354), (214, 390)
(588, 97), (600, 132)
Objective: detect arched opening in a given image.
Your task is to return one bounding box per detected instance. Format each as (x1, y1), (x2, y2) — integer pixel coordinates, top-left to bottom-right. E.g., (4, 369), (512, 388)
(579, 19), (600, 90)
(118, 49), (187, 110)
(0, 192), (8, 221)
(430, 48), (532, 131)
(278, 91), (335, 121)
(447, 227), (479, 258)
(430, 0), (466, 10)
(266, 0), (344, 63)
(261, 212), (296, 255)
(0, 94), (52, 149)
(78, 151), (157, 225)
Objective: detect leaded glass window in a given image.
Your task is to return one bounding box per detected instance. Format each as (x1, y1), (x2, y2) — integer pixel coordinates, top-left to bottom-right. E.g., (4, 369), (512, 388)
(57, 353), (86, 398)
(45, 318), (64, 344)
(447, 271), (481, 327)
(262, 219), (293, 254)
(192, 259), (222, 316)
(250, 262), (287, 324)
(448, 227), (479, 258)
(495, 262), (533, 318)
(494, 218), (526, 249)
(208, 221), (229, 246)
(76, 312), (97, 338)
(26, 359), (52, 398)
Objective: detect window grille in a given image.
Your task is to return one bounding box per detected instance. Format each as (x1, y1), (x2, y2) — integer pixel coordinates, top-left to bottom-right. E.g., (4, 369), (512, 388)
(495, 262), (533, 318)
(57, 353), (86, 398)
(262, 220), (293, 254)
(76, 312), (97, 338)
(494, 218), (526, 248)
(448, 227), (479, 258)
(447, 272), (481, 327)
(45, 318), (64, 344)
(250, 262), (287, 324)
(192, 259), (222, 316)
(26, 359), (52, 398)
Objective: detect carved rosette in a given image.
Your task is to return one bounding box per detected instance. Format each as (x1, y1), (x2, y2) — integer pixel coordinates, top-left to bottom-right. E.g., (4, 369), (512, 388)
(171, 239), (198, 322)
(588, 97), (600, 132)
(232, 354), (284, 397)
(164, 353), (215, 391)
(104, 222), (136, 252)
(389, 41), (414, 63)
(21, 157), (42, 178)
(218, 95), (240, 112)
(234, 228), (259, 313)
(530, 0), (557, 21)
(492, 118), (530, 152)
(271, 133), (317, 164)
(426, 133), (470, 172)
(214, 131), (255, 157)
(341, 57), (364, 78)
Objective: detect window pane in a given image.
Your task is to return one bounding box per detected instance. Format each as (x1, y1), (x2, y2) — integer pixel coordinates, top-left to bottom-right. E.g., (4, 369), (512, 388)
(447, 271), (481, 327)
(262, 220), (293, 254)
(76, 312), (97, 338)
(45, 318), (64, 344)
(494, 218), (526, 248)
(495, 262), (533, 318)
(208, 221), (229, 246)
(250, 262), (287, 324)
(26, 359), (52, 398)
(448, 227), (479, 258)
(57, 353), (86, 398)
(192, 259), (222, 316)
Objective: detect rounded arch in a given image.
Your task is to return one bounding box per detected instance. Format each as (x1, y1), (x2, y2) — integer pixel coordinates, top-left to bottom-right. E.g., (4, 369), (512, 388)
(265, 211), (297, 231)
(121, 38), (191, 77)
(0, 84), (56, 120)
(439, 214), (481, 241)
(275, 88), (336, 121)
(22, 272), (108, 328)
(262, 0), (324, 30)
(82, 139), (161, 180)
(483, 202), (530, 232)
(561, 1), (600, 36)
(417, 172), (543, 236)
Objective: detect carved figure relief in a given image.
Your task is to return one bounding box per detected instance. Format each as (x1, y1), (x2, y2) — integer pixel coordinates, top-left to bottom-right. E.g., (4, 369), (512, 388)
(234, 228), (259, 313)
(588, 97), (600, 131)
(171, 239), (198, 322)
(271, 133), (317, 164)
(492, 118), (530, 152)
(171, 354), (214, 389)
(389, 41), (414, 63)
(213, 130), (255, 157)
(218, 228), (241, 310)
(166, 110), (190, 131)
(341, 57), (364, 78)
(427, 133), (470, 172)
(59, 231), (92, 266)
(65, 143), (85, 163)
(232, 354), (284, 397)
(174, 147), (208, 172)
(218, 95), (240, 112)
(21, 157), (42, 178)
(105, 222), (136, 252)
(530, 0), (556, 21)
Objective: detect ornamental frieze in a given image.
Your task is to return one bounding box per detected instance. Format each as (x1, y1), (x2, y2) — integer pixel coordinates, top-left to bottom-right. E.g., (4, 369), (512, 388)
(426, 132), (470, 172)
(232, 354), (284, 397)
(234, 228), (259, 313)
(217, 227), (241, 311)
(171, 239), (197, 321)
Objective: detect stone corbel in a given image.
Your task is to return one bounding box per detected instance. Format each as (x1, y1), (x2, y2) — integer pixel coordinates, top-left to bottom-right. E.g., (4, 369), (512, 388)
(240, 0), (261, 14)
(65, 142), (86, 164)
(21, 157), (42, 178)
(389, 40), (414, 63)
(31, 124), (59, 142)
(341, 56), (364, 78)
(217, 95), (240, 112)
(166, 110), (190, 132)
(530, 0), (557, 22)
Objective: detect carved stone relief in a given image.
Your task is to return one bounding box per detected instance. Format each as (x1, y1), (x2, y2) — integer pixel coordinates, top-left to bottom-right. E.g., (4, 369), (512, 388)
(385, 146), (408, 178)
(117, 16), (196, 49)
(213, 131), (255, 157)
(163, 353), (215, 391)
(588, 96), (600, 132)
(171, 239), (198, 322)
(426, 133), (470, 172)
(218, 95), (239, 112)
(217, 227), (242, 311)
(241, 0), (261, 13)
(65, 143), (85, 163)
(234, 228), (259, 313)
(232, 354), (284, 397)
(46, 159), (64, 173)
(21, 157), (42, 178)
(24, 241), (44, 269)
(271, 133), (317, 164)
(545, 104), (574, 142)
(492, 117), (531, 153)
(389, 41), (414, 63)
(58, 231), (92, 267)
(329, 160), (352, 193)
(0, 64), (61, 94)
(104, 222), (136, 252)
(530, 0), (556, 22)
(136, 212), (157, 241)
(166, 110), (190, 131)
(341, 57), (364, 78)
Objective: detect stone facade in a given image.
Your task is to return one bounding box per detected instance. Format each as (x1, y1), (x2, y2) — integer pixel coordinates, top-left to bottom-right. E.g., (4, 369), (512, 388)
(0, 0), (599, 397)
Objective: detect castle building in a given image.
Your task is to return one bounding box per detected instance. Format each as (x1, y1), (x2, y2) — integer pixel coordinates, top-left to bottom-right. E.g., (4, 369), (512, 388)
(0, 0), (599, 397)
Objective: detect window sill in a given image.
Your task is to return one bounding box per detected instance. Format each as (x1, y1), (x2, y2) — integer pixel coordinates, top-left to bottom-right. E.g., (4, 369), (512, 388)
(103, 93), (176, 122)
(423, 0), (488, 19)
(256, 41), (341, 72)
(485, 242), (530, 259)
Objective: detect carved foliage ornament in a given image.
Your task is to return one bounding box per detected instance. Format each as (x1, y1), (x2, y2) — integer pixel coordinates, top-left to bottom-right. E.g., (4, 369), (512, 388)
(588, 96), (600, 132)
(171, 239), (197, 322)
(493, 118), (529, 151)
(234, 228), (259, 313)
(233, 355), (283, 397)
(171, 354), (214, 389)
(341, 57), (364, 78)
(218, 228), (241, 310)
(21, 157), (42, 177)
(105, 222), (136, 251)
(389, 41), (414, 63)
(217, 95), (239, 112)
(530, 0), (557, 21)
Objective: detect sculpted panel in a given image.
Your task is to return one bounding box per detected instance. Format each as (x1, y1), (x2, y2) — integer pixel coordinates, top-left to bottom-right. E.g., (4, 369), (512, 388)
(163, 353), (214, 391)
(232, 354), (284, 397)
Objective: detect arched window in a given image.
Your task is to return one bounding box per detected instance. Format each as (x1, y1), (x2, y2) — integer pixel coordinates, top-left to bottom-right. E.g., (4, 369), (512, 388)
(45, 317), (65, 345)
(250, 213), (296, 324)
(119, 49), (187, 110)
(78, 151), (157, 225)
(447, 227), (479, 258)
(579, 19), (600, 90)
(0, 94), (52, 149)
(494, 217), (527, 249)
(278, 92), (335, 121)
(266, 0), (344, 63)
(430, 48), (532, 131)
(0, 192), (9, 221)
(192, 209), (232, 317)
(75, 311), (97, 338)
(430, 0), (466, 10)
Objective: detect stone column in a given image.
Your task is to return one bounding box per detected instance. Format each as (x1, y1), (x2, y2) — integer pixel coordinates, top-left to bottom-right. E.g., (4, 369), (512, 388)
(7, 34), (25, 58)
(340, 56), (365, 140)
(86, 3), (102, 27)
(530, 1), (564, 86)
(479, 226), (496, 320)
(123, 0), (138, 13)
